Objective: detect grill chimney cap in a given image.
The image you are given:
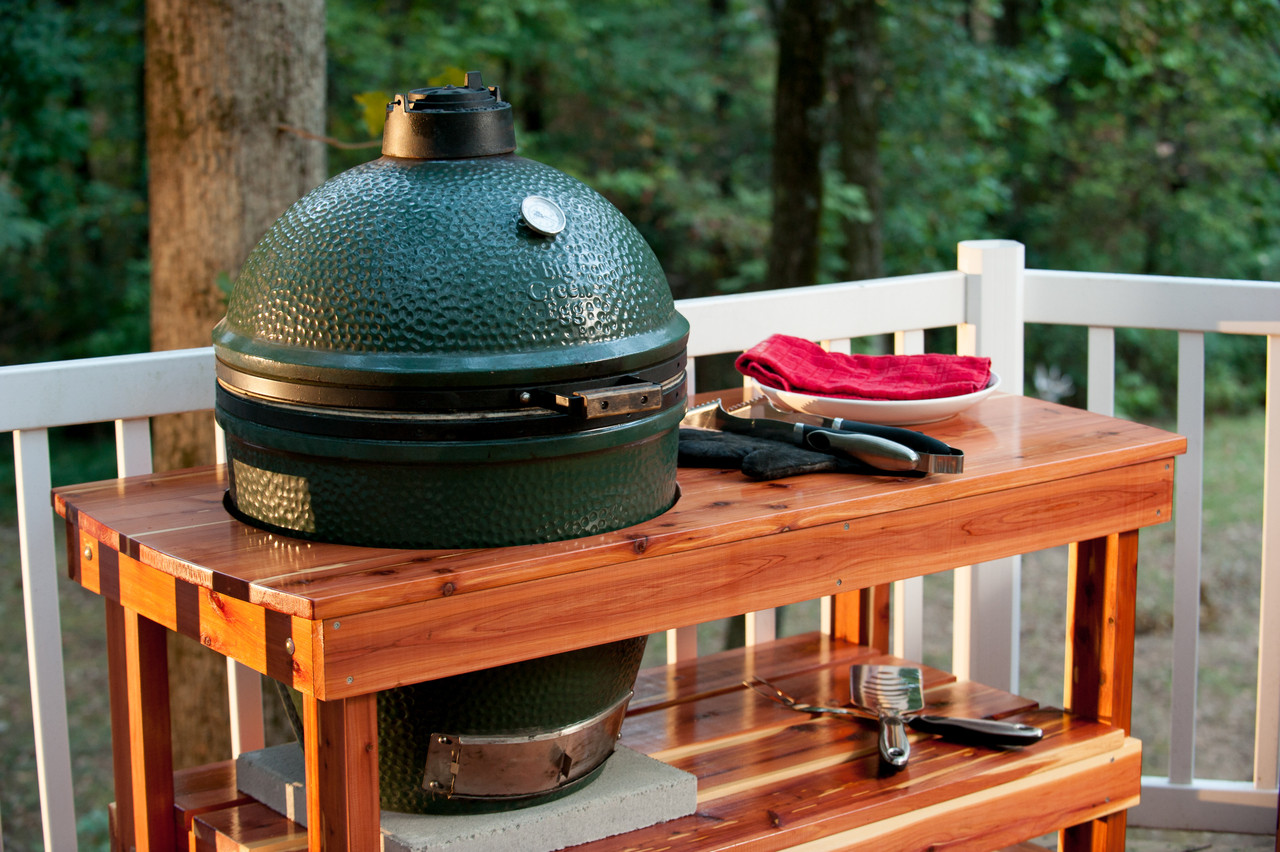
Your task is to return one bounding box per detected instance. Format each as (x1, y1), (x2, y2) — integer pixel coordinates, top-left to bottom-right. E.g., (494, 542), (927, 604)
(383, 70), (516, 159)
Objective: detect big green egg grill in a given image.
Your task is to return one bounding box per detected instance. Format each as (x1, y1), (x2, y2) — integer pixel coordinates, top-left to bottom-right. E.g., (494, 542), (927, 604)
(212, 73), (687, 814)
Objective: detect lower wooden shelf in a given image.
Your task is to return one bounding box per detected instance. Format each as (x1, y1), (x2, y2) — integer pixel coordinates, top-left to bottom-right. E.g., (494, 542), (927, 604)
(596, 632), (1139, 850)
(171, 632), (1138, 852)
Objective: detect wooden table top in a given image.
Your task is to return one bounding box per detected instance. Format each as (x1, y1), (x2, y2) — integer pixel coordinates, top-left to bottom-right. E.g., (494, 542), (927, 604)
(53, 391), (1184, 617)
(55, 391), (1184, 699)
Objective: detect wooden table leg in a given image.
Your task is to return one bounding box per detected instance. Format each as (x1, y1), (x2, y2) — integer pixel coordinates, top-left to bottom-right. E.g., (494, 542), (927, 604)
(104, 599), (175, 851)
(1061, 530), (1139, 852)
(829, 583), (892, 652)
(303, 692), (380, 851)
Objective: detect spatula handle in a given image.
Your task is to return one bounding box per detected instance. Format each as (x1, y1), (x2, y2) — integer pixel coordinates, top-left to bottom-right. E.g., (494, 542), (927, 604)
(908, 715), (1044, 747)
(879, 714), (910, 768)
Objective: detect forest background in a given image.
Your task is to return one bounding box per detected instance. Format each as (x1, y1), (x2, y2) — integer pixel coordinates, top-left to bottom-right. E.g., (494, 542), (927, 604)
(1, 0), (1280, 848)
(2, 0), (1278, 414)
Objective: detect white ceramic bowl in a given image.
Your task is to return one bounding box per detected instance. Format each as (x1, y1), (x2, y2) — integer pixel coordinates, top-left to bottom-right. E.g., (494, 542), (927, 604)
(757, 372), (1001, 426)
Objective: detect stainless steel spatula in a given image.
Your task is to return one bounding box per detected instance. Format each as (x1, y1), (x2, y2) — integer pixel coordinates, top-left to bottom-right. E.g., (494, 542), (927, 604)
(849, 664), (922, 768)
(848, 665), (1044, 769)
(745, 670), (1044, 771)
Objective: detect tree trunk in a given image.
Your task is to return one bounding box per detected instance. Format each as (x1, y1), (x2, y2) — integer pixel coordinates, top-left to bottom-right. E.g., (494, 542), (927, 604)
(832, 0), (883, 281)
(146, 0), (326, 768)
(765, 0), (831, 290)
(709, 0), (733, 197)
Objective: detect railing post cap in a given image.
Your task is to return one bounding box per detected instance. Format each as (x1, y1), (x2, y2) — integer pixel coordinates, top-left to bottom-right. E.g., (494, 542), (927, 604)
(958, 239), (1024, 249)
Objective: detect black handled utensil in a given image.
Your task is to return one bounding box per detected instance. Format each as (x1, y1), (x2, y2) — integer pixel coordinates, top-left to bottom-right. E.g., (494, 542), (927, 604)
(682, 399), (963, 475)
(850, 665), (1043, 768)
(745, 670), (1043, 770)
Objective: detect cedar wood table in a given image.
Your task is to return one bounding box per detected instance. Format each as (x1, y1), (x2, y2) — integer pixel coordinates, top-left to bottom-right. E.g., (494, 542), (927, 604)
(54, 391), (1184, 851)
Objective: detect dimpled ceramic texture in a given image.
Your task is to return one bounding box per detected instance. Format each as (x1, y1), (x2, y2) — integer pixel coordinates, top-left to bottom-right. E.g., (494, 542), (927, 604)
(213, 152), (688, 547)
(217, 146), (682, 813)
(220, 417), (680, 548)
(377, 637), (648, 814)
(216, 155), (686, 386)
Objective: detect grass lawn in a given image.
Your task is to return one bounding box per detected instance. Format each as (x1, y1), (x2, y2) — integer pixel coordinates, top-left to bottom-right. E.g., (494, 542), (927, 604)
(0, 411), (1273, 849)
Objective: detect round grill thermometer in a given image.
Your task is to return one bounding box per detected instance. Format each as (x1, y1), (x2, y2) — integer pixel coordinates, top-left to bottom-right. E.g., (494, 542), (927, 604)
(521, 195), (566, 236)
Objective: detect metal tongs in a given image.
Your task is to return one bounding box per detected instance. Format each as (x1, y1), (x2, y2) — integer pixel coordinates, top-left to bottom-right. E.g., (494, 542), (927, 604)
(682, 398), (963, 476)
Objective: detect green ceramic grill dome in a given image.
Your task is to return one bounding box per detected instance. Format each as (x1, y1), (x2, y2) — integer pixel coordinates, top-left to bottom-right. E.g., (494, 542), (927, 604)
(213, 73), (683, 814)
(213, 72), (688, 549)
(215, 152), (685, 390)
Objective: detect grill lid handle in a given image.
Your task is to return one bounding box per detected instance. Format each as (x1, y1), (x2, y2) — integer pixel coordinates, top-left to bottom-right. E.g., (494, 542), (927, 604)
(383, 70), (517, 160)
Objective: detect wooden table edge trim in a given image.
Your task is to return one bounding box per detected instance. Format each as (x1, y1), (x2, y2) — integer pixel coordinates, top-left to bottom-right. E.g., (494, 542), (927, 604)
(312, 460), (1172, 699)
(49, 396), (1186, 623)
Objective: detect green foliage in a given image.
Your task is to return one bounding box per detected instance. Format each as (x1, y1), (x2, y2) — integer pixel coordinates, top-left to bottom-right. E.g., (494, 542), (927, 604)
(2, 0), (1276, 418)
(0, 0), (150, 365)
(324, 0), (777, 299)
(1003, 1), (1280, 283)
(818, 171), (873, 283)
(75, 807), (112, 852)
(878, 0), (1279, 417)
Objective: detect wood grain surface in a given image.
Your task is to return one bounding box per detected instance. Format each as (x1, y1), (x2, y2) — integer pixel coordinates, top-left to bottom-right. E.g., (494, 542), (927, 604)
(574, 634), (1140, 851)
(56, 394), (1181, 702)
(55, 393), (1183, 625)
(175, 634), (1138, 852)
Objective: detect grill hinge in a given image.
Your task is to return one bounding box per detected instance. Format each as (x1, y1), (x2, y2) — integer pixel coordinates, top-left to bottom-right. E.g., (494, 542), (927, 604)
(546, 379), (664, 419)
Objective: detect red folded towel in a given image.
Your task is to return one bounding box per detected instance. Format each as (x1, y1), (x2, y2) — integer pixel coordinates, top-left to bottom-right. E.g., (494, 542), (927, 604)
(735, 334), (992, 401)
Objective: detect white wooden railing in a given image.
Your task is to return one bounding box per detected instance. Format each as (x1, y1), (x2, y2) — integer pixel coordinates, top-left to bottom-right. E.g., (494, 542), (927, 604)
(3, 240), (1278, 846)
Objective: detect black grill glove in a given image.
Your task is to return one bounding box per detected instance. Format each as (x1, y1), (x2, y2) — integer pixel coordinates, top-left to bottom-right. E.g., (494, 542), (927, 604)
(678, 428), (865, 480)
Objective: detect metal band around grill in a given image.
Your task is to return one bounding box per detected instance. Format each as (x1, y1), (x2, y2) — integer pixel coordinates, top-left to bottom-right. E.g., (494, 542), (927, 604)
(214, 351), (687, 413)
(423, 691), (631, 801)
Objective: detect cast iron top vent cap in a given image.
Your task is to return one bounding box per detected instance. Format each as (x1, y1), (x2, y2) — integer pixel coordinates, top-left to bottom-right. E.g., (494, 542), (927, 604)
(383, 70), (517, 160)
